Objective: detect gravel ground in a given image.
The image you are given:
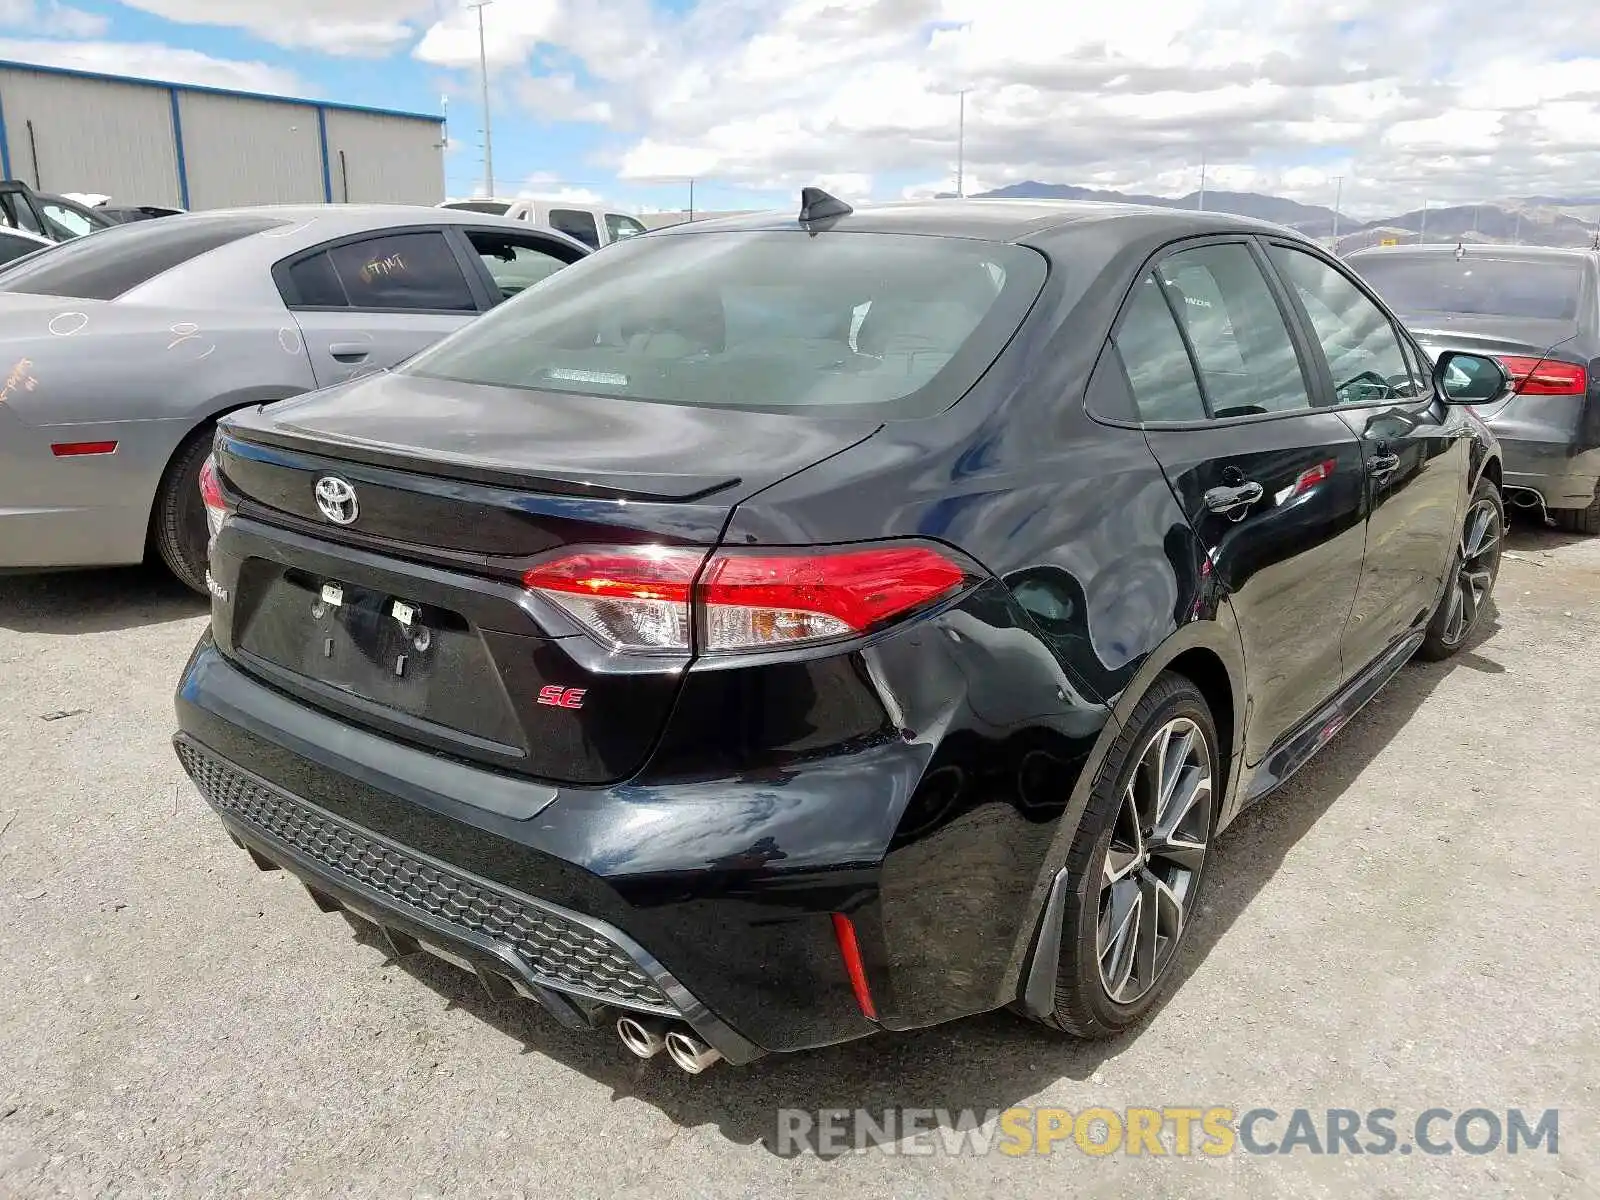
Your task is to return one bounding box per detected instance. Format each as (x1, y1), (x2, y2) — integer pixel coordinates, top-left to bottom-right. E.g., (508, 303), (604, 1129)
(0, 524), (1595, 1199)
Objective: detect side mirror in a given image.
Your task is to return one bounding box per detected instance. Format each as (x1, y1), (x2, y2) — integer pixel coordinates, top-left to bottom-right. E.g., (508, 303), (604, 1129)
(1434, 350), (1511, 404)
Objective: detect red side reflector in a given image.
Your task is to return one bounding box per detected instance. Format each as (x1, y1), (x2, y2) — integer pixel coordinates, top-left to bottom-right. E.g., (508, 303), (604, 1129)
(830, 912), (878, 1021)
(1495, 355), (1587, 396)
(51, 440), (118, 457)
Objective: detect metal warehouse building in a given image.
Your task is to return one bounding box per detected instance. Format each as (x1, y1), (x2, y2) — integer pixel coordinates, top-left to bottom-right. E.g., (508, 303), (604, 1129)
(0, 60), (445, 211)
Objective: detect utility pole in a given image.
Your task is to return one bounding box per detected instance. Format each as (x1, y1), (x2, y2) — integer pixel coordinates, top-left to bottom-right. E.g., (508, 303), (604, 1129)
(1330, 175), (1343, 253)
(1197, 152), (1206, 210)
(956, 90), (965, 198)
(687, 178), (694, 223)
(1419, 199), (1427, 244)
(468, 1), (494, 198)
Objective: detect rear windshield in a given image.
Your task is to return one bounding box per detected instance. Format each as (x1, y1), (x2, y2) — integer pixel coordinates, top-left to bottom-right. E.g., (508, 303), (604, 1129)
(1350, 254), (1587, 321)
(402, 230), (1048, 417)
(0, 213), (288, 300)
(443, 200), (512, 216)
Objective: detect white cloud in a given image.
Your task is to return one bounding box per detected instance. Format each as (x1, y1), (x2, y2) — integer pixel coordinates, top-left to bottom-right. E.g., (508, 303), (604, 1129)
(413, 0), (562, 70)
(0, 38), (310, 94)
(0, 0), (107, 37)
(115, 0), (437, 56)
(398, 0), (1600, 215)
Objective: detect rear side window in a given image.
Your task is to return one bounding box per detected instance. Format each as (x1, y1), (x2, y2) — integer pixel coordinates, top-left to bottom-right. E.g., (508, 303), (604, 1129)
(402, 229), (1048, 418)
(548, 208), (600, 248)
(281, 231), (477, 313)
(1113, 275), (1208, 422)
(1349, 254), (1585, 321)
(1157, 243), (1312, 417)
(0, 213), (288, 300)
(0, 231), (44, 267)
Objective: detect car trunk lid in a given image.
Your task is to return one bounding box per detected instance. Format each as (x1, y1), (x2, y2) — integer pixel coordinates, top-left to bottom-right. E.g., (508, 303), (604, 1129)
(1404, 312), (1584, 420)
(210, 372), (881, 785)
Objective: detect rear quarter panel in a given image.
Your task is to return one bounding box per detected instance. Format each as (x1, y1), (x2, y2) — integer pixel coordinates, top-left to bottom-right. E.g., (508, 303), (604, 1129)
(0, 298), (318, 561)
(714, 228), (1252, 1022)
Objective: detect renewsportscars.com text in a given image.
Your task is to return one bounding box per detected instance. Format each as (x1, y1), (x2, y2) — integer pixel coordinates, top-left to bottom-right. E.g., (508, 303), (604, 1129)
(773, 1106), (1560, 1157)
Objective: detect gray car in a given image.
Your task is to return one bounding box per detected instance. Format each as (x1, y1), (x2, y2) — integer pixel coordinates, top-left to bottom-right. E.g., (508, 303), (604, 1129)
(1346, 244), (1600, 533)
(0, 204), (589, 592)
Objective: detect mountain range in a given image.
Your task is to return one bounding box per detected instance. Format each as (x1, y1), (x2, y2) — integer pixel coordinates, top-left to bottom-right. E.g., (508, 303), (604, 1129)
(962, 181), (1600, 253)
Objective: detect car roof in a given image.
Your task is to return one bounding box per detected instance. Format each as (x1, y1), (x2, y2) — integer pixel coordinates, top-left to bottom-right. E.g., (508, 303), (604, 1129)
(196, 202), (554, 234)
(647, 197), (1310, 244)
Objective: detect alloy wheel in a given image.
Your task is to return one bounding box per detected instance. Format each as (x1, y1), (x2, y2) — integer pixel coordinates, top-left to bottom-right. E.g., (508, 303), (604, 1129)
(1440, 497), (1501, 647)
(1097, 717), (1213, 1005)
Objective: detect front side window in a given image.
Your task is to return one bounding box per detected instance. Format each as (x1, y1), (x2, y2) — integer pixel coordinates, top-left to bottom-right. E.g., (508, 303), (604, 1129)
(1157, 242), (1312, 417)
(1113, 274), (1207, 422)
(284, 231), (477, 313)
(1269, 245), (1419, 404)
(402, 230), (1047, 417)
(548, 208), (601, 248)
(606, 213), (647, 241)
(466, 230), (576, 302)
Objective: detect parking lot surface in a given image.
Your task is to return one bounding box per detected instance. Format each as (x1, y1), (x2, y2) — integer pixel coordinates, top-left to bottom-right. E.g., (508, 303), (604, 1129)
(1, 524), (1596, 1199)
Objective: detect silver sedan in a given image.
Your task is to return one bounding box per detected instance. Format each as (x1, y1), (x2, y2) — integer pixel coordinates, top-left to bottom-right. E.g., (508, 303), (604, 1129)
(0, 204), (589, 592)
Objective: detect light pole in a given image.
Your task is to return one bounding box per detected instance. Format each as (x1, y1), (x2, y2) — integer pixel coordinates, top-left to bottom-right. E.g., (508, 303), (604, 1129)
(956, 90), (966, 198)
(1330, 175), (1343, 253)
(1197, 151), (1206, 210)
(467, 1), (494, 198)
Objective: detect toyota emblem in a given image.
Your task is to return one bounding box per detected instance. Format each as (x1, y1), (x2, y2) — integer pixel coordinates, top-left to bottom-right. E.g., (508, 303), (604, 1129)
(314, 476), (359, 525)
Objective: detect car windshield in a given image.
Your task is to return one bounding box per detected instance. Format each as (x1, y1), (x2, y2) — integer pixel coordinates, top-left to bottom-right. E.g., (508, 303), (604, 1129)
(1350, 254), (1587, 321)
(402, 230), (1048, 417)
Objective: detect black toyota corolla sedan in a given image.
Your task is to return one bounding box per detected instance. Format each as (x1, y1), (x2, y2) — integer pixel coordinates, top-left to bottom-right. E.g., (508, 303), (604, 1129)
(174, 192), (1508, 1071)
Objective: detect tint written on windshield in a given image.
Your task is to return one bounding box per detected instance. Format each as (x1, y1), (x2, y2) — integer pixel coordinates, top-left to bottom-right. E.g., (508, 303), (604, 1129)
(402, 229), (1048, 418)
(1351, 255), (1586, 321)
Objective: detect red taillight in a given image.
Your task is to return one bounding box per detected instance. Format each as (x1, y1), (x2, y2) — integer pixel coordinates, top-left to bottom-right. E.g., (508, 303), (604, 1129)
(522, 543), (967, 654)
(830, 913), (878, 1021)
(198, 454), (228, 539)
(522, 547), (701, 652)
(1496, 355), (1587, 396)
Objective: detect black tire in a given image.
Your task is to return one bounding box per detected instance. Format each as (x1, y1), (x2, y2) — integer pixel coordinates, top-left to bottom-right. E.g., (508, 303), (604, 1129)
(1552, 483), (1600, 535)
(1418, 476), (1504, 661)
(1034, 672), (1220, 1039)
(151, 425), (215, 597)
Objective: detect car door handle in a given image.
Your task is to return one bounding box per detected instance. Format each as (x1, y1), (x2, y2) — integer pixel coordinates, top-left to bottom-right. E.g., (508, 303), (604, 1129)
(329, 343), (370, 362)
(1368, 453), (1401, 476)
(1204, 481), (1263, 513)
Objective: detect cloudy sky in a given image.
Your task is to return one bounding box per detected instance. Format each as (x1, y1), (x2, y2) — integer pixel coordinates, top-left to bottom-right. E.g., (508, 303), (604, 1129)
(1, 0), (1596, 217)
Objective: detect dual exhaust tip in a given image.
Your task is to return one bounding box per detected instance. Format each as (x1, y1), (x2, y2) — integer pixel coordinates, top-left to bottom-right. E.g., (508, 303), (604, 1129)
(616, 1015), (722, 1074)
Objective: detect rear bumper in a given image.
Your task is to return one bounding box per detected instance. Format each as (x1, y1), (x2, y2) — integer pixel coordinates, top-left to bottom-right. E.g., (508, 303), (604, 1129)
(174, 636), (911, 1057)
(1482, 400), (1600, 509)
(174, 732), (762, 1063)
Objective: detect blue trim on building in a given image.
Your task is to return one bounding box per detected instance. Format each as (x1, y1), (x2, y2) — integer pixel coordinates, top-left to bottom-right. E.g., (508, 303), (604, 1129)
(0, 57), (443, 124)
(0, 84), (10, 179)
(316, 105), (333, 202)
(169, 88), (190, 208)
